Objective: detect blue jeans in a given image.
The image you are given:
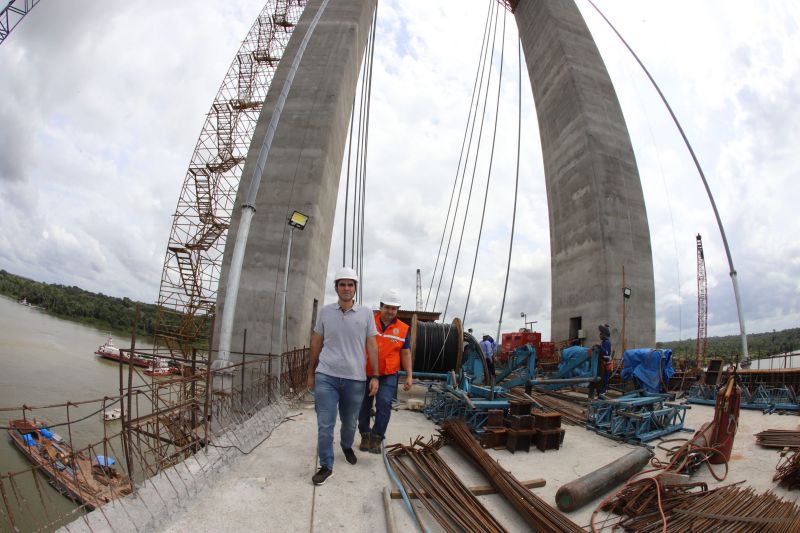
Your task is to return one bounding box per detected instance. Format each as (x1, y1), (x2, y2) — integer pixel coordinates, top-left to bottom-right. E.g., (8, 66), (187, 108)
(314, 373), (366, 469)
(358, 373), (398, 439)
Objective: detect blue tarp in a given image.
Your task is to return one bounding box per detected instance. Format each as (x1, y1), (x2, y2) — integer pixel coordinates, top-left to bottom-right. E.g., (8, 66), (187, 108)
(558, 346), (595, 379)
(621, 349), (675, 393)
(95, 455), (116, 466)
(40, 428), (53, 439)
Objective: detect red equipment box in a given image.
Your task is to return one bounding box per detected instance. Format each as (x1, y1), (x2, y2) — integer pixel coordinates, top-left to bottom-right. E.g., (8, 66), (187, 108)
(501, 331), (541, 353)
(538, 341), (556, 363)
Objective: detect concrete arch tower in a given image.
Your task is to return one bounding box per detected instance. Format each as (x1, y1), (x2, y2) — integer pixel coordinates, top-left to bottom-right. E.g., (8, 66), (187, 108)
(214, 0), (655, 360)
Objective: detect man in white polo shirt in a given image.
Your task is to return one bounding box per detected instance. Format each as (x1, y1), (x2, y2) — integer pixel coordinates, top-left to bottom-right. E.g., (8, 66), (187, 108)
(307, 267), (379, 485)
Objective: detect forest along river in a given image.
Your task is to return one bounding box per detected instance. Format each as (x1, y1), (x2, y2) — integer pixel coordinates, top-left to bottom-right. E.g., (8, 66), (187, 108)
(0, 294), (154, 531)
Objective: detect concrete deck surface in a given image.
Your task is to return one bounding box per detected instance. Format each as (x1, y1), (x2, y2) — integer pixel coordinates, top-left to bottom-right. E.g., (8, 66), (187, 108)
(148, 386), (800, 532)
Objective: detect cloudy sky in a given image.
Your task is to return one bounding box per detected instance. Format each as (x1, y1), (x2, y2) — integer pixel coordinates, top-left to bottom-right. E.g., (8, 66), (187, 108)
(1, 0), (798, 343)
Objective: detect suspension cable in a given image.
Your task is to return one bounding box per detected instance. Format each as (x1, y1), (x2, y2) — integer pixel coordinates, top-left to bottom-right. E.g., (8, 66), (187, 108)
(342, 92), (355, 267)
(495, 40), (523, 342)
(432, 1), (500, 316)
(463, 8), (507, 325)
(425, 0), (495, 311)
(440, 4), (501, 322)
(358, 6), (377, 303)
(584, 0), (749, 362)
(342, 6), (377, 293)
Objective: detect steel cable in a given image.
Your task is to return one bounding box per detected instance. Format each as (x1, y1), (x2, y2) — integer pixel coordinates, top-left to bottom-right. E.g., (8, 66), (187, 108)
(431, 0), (499, 315)
(425, 0), (495, 311)
(439, 3), (502, 321)
(462, 7), (507, 325)
(495, 37), (523, 343)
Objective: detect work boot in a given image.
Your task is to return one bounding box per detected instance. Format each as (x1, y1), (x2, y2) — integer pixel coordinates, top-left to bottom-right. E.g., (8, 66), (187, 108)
(368, 434), (382, 454)
(358, 432), (372, 452)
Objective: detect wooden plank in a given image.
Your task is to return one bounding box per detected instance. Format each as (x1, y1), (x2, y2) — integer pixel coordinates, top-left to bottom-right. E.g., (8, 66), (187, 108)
(390, 478), (546, 499)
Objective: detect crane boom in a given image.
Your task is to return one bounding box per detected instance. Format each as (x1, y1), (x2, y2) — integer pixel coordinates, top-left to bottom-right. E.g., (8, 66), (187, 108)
(416, 269), (423, 311)
(696, 234), (708, 367)
(0, 0), (41, 46)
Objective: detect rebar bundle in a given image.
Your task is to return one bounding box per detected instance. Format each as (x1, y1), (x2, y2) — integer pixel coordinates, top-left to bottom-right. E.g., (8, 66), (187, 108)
(755, 429), (800, 449)
(515, 387), (587, 425)
(597, 479), (800, 532)
(774, 450), (800, 490)
(441, 419), (584, 532)
(385, 436), (506, 533)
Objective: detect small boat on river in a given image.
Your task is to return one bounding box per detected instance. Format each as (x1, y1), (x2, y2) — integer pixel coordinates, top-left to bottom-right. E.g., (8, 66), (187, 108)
(95, 337), (151, 368)
(7, 419), (133, 510)
(103, 408), (122, 421)
(144, 358), (181, 377)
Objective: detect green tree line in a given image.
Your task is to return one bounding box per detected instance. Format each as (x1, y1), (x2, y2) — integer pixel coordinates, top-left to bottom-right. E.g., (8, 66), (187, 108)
(657, 328), (800, 362)
(0, 269), (158, 338)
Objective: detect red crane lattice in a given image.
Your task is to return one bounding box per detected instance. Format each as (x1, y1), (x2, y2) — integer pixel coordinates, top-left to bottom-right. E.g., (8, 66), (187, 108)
(696, 234), (708, 366)
(153, 0), (308, 359)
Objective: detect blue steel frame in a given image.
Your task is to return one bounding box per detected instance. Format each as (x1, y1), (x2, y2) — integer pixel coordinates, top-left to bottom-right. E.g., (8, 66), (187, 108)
(586, 391), (690, 444)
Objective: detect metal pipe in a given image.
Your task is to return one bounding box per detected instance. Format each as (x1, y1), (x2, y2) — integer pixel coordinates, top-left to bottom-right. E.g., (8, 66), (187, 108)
(555, 447), (652, 512)
(216, 0), (332, 366)
(528, 376), (600, 386)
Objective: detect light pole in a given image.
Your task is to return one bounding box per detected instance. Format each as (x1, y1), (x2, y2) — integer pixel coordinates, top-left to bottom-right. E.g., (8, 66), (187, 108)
(519, 312), (538, 331)
(276, 210), (309, 389)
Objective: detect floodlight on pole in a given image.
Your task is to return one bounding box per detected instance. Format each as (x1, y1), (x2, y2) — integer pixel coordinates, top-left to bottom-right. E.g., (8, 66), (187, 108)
(276, 211), (308, 389)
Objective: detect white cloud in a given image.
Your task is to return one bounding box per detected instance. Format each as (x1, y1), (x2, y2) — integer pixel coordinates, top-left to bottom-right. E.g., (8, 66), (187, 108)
(1, 0), (797, 345)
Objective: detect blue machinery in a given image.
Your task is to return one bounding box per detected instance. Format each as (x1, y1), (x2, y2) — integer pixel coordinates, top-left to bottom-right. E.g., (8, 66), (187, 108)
(415, 344), (603, 436)
(412, 341), (690, 444)
(585, 391), (690, 444)
(687, 382), (800, 412)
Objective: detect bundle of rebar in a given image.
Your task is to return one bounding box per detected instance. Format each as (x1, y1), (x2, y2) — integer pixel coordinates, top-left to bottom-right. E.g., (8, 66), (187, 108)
(441, 419), (584, 532)
(509, 386), (587, 425)
(774, 450), (800, 490)
(597, 478), (800, 532)
(755, 429), (800, 449)
(385, 436), (506, 533)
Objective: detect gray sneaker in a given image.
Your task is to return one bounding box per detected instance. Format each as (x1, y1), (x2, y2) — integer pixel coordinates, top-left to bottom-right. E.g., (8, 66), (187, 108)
(312, 466), (333, 485)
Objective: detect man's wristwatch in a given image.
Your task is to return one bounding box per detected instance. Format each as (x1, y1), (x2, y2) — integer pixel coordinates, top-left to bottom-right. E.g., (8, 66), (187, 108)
(371, 375), (379, 379)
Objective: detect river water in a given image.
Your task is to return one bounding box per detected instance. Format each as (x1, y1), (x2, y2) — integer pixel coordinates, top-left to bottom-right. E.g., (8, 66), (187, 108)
(0, 294), (153, 531)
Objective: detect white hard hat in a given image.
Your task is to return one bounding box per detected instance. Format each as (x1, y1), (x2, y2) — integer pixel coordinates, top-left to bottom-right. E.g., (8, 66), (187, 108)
(379, 289), (401, 307)
(334, 267), (359, 283)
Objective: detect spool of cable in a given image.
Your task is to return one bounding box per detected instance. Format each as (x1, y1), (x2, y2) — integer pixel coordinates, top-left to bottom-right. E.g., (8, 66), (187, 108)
(412, 317), (463, 373)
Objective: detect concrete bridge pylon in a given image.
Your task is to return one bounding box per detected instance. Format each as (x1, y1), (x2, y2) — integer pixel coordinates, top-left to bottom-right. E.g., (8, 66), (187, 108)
(213, 0), (655, 362)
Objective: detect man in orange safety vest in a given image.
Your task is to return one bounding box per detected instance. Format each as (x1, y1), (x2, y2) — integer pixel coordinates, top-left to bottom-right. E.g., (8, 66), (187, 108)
(357, 288), (413, 453)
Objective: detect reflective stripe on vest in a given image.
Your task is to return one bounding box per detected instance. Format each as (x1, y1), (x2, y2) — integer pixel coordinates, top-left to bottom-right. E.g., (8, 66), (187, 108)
(367, 311), (409, 376)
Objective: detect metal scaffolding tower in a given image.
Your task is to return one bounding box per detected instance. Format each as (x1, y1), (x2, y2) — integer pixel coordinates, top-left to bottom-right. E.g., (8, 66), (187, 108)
(153, 0), (308, 359)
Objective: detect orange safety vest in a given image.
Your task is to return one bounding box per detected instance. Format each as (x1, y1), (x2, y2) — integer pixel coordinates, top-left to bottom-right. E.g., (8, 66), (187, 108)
(367, 311), (409, 376)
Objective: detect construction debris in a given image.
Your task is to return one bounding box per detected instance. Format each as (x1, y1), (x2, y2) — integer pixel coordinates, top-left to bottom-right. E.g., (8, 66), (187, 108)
(774, 450), (800, 490)
(441, 419), (584, 532)
(755, 429), (800, 449)
(385, 436), (506, 533)
(596, 480), (800, 532)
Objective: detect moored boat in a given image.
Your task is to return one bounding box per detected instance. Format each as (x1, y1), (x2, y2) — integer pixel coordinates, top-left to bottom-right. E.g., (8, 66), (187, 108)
(95, 337), (151, 368)
(7, 419), (133, 510)
(103, 408), (122, 421)
(144, 358), (181, 377)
